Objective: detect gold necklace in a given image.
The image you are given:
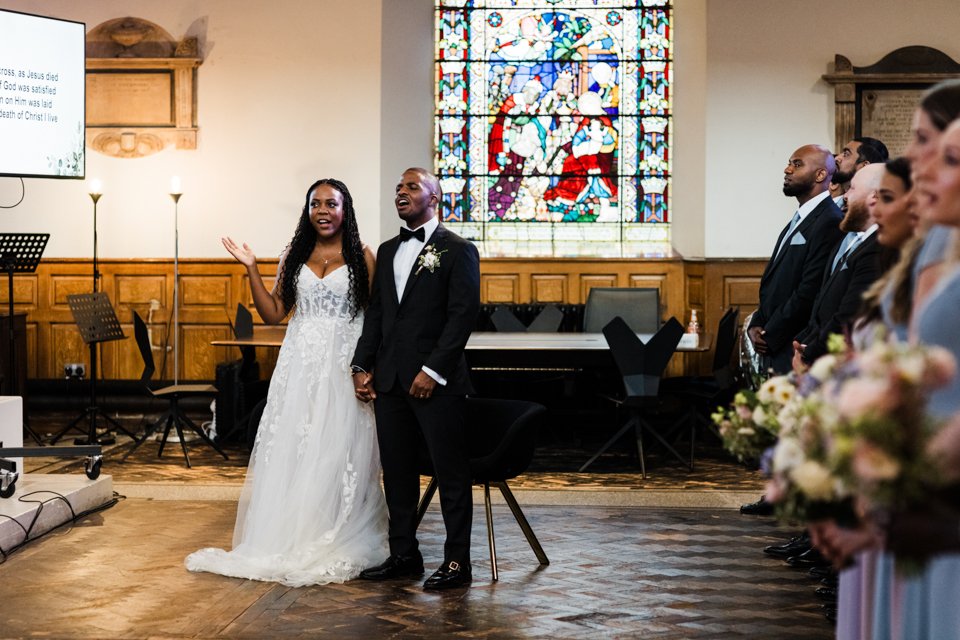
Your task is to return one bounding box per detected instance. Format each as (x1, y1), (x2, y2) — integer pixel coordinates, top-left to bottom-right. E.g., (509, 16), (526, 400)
(319, 250), (341, 266)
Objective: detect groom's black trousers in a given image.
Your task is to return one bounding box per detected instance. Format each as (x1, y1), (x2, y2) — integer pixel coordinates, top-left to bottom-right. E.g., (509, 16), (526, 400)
(373, 383), (472, 565)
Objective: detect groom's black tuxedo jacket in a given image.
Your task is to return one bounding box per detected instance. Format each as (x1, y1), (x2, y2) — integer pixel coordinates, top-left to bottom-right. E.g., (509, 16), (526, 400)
(796, 232), (881, 364)
(352, 224), (481, 395)
(749, 196), (844, 364)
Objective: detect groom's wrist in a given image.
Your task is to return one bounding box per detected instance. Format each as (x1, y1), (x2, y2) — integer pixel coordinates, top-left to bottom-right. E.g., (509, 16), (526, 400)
(350, 365), (367, 375)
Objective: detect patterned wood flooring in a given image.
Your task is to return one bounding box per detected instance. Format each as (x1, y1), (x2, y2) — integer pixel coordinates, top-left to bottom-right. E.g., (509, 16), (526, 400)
(25, 411), (766, 492)
(0, 499), (831, 639)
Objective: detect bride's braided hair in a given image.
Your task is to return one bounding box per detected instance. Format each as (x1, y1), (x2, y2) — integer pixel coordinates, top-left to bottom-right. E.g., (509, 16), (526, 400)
(278, 178), (370, 318)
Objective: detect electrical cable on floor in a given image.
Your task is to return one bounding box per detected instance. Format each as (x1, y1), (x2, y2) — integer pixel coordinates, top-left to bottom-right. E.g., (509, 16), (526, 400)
(0, 490), (124, 564)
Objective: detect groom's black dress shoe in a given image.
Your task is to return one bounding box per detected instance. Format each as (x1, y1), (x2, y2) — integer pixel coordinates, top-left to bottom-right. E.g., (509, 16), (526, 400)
(358, 553), (424, 580)
(423, 560), (472, 591)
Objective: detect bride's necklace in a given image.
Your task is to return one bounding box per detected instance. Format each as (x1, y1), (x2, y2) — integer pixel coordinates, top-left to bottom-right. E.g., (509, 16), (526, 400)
(317, 249), (341, 266)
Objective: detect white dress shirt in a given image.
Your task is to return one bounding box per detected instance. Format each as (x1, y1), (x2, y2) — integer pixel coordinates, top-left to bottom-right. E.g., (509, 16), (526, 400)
(393, 216), (446, 385)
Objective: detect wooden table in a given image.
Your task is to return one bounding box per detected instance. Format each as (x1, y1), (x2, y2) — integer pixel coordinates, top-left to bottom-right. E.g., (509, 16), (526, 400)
(210, 325), (287, 349)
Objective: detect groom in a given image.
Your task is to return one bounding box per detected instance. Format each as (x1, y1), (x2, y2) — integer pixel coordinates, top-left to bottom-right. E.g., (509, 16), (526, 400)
(351, 167), (480, 590)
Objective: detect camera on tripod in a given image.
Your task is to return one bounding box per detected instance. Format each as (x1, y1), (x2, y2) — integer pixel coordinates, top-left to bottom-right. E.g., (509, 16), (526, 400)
(64, 363), (86, 380)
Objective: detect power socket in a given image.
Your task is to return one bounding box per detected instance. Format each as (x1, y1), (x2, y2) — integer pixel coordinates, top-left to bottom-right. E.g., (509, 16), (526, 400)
(64, 363), (86, 379)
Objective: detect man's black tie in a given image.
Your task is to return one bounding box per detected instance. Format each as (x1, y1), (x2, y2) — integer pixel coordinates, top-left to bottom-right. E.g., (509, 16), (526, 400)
(399, 227), (425, 242)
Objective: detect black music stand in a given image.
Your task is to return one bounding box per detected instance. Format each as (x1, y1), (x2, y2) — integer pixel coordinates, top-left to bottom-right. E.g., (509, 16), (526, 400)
(50, 293), (139, 446)
(0, 233), (49, 445)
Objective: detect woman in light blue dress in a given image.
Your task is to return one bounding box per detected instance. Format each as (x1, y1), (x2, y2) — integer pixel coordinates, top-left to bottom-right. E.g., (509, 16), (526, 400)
(826, 80), (960, 640)
(887, 109), (960, 640)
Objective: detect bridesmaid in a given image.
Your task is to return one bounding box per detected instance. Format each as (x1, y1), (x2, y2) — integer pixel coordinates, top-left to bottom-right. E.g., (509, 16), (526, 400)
(891, 116), (960, 639)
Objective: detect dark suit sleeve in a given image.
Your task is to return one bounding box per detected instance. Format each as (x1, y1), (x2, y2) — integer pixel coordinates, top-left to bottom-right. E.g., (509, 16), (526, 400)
(761, 216), (842, 353)
(802, 244), (881, 364)
(351, 244), (386, 371)
(425, 240), (480, 379)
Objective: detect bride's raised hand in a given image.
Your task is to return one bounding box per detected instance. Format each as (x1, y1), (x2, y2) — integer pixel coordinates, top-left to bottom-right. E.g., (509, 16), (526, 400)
(222, 236), (256, 267)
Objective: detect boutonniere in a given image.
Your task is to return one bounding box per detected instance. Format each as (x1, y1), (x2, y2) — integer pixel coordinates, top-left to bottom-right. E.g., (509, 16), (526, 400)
(416, 244), (447, 275)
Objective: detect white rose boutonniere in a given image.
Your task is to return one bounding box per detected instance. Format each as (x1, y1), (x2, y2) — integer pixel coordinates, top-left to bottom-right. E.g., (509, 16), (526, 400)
(416, 244), (447, 275)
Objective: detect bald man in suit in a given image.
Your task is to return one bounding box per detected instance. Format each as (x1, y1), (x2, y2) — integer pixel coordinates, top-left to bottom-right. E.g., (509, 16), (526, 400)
(793, 163), (884, 368)
(748, 145), (845, 374)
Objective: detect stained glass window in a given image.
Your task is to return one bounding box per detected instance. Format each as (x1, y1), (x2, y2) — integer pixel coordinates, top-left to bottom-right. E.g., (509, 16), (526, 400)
(435, 0), (673, 257)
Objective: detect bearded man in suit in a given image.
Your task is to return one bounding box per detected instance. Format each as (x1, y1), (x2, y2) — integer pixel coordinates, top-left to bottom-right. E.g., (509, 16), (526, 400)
(352, 167), (480, 590)
(793, 163), (884, 368)
(748, 145), (845, 374)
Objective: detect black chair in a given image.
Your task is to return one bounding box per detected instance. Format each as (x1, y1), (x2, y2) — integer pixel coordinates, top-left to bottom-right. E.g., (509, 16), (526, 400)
(123, 311), (228, 468)
(579, 316), (685, 477)
(583, 287), (660, 333)
(414, 397), (549, 581)
(526, 304), (563, 332)
(490, 306), (528, 332)
(491, 304), (564, 333)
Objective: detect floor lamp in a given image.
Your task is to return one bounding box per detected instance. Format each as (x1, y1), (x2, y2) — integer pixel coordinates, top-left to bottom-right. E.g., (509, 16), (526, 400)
(170, 177), (182, 385)
(90, 179), (102, 291)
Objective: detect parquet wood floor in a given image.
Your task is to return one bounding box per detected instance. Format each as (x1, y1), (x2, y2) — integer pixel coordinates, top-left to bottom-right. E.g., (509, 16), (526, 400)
(0, 499), (830, 639)
(25, 411), (766, 492)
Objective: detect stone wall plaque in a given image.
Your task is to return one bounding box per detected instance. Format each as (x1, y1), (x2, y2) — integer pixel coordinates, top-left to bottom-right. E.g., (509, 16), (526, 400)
(85, 17), (202, 158)
(859, 87), (926, 157)
(86, 71), (173, 126)
(822, 46), (960, 153)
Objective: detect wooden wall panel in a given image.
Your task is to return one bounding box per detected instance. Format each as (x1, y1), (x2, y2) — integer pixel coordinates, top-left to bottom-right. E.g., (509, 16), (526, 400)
(181, 275), (230, 309)
(50, 276), (94, 309)
(49, 323), (89, 376)
(115, 275), (167, 308)
(481, 275), (520, 303)
(11, 258), (766, 381)
(682, 261), (708, 373)
(182, 325), (232, 380)
(26, 323), (38, 379)
(579, 274), (618, 301)
(531, 275), (566, 302)
(0, 276), (38, 308)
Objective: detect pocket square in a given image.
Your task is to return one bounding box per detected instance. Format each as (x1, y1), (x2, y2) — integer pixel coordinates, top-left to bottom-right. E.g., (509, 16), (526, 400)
(789, 233), (806, 245)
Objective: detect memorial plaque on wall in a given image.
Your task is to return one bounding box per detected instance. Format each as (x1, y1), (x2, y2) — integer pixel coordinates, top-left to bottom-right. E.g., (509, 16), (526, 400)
(86, 71), (174, 126)
(824, 47), (960, 156)
(858, 87), (926, 157)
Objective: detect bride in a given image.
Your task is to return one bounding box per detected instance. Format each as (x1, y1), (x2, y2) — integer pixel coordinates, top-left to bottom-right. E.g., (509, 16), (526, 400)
(186, 178), (387, 586)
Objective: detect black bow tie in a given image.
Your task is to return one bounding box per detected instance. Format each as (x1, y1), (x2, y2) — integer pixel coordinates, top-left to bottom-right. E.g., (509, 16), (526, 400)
(399, 227), (425, 243)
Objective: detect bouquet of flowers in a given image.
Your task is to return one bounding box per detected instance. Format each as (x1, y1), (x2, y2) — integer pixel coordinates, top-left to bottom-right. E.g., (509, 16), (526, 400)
(765, 339), (956, 525)
(712, 374), (796, 464)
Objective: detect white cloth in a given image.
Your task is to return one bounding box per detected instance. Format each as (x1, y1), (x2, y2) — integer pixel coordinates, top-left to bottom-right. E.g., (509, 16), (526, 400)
(392, 216), (446, 385)
(185, 264), (388, 586)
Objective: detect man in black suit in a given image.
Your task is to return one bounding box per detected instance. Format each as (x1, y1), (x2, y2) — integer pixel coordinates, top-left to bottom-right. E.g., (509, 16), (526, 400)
(352, 167), (480, 590)
(748, 145), (845, 374)
(793, 163), (884, 368)
(832, 136), (889, 193)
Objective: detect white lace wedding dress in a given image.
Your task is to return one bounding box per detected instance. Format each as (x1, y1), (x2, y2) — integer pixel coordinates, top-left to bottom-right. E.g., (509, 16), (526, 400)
(185, 264), (388, 586)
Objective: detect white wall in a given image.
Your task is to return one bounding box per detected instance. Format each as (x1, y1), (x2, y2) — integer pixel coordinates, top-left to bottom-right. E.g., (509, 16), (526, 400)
(705, 0), (960, 257)
(0, 0), (382, 259)
(3, 0), (959, 260)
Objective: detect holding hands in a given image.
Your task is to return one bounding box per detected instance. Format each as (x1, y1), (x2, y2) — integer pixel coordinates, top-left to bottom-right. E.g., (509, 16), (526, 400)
(353, 371), (376, 403)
